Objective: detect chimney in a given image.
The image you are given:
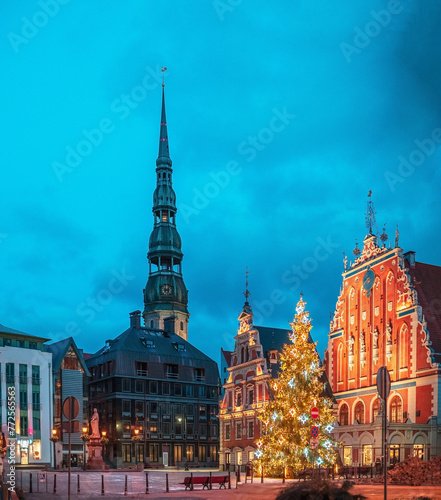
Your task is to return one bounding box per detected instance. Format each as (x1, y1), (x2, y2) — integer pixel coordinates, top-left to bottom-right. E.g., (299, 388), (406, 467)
(129, 310), (141, 329)
(163, 316), (176, 334)
(404, 251), (416, 267)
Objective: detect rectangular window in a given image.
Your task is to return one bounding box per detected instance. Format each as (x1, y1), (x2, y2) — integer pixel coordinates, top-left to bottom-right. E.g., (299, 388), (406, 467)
(136, 444), (144, 463)
(248, 421), (254, 438)
(174, 445), (182, 463)
(362, 444), (373, 466)
(162, 422), (170, 434)
(174, 383), (182, 396)
(162, 382), (170, 395)
(135, 380), (144, 393)
(165, 364), (178, 379)
(33, 416), (40, 431)
(210, 405), (217, 418)
(343, 446), (352, 466)
(186, 404), (194, 415)
(390, 445), (400, 465)
(29, 342), (37, 350)
(4, 339), (12, 347)
(32, 366), (40, 385)
(150, 423), (158, 433)
(248, 389), (254, 405)
(150, 401), (158, 414)
(200, 424), (207, 436)
(20, 416), (28, 436)
(236, 422), (242, 439)
(186, 445), (194, 462)
(20, 390), (27, 407)
(122, 379), (131, 392)
(6, 363), (14, 383)
(210, 445), (218, 462)
(19, 364), (27, 384)
(122, 400), (131, 415)
(135, 400), (144, 416)
(32, 392), (40, 411)
(194, 368), (205, 381)
(210, 423), (218, 437)
(248, 451), (254, 462)
(122, 444), (131, 462)
(186, 423), (194, 435)
(136, 361), (148, 377)
(199, 445), (207, 462)
(122, 420), (131, 438)
(413, 444), (424, 459)
(149, 444), (159, 462)
(198, 386), (205, 397)
(199, 405), (206, 419)
(150, 381), (158, 394)
(17, 340), (25, 348)
(225, 424), (230, 440)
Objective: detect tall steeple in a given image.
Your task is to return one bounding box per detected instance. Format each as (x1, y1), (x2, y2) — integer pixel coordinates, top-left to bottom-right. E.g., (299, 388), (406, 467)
(143, 84), (189, 340)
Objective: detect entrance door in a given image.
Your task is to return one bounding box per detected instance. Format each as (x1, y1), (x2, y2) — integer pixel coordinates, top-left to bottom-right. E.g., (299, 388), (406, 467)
(21, 448), (28, 465)
(163, 452), (169, 467)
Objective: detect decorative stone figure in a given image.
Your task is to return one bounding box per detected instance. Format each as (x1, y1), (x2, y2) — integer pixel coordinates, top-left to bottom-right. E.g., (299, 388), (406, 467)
(373, 328), (379, 349)
(90, 408), (100, 438)
(360, 331), (366, 352)
(386, 322), (392, 344)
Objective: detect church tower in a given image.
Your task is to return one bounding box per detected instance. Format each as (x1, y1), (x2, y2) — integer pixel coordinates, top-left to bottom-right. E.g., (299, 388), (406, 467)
(143, 86), (189, 340)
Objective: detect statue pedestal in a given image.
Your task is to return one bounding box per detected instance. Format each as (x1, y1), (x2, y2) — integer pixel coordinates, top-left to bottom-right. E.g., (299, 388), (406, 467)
(86, 438), (105, 470)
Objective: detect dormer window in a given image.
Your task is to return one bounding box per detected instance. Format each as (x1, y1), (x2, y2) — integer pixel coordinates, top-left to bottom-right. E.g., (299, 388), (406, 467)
(269, 350), (278, 364)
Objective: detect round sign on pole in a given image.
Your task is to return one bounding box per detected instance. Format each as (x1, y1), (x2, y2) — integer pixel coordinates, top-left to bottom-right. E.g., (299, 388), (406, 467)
(376, 366), (391, 400)
(311, 407), (319, 419)
(311, 426), (319, 438)
(63, 396), (80, 421)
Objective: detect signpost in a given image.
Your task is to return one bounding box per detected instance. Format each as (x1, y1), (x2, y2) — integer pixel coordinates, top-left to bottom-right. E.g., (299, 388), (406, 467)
(376, 366), (391, 500)
(62, 397), (79, 500)
(310, 438), (319, 450)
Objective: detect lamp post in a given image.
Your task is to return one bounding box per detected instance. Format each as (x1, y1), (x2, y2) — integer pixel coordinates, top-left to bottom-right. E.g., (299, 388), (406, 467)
(81, 427), (88, 470)
(101, 431), (107, 463)
(132, 429), (141, 468)
(50, 429), (58, 469)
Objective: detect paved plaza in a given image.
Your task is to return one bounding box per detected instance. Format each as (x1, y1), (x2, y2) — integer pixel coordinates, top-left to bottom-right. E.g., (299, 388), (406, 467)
(8, 469), (441, 499)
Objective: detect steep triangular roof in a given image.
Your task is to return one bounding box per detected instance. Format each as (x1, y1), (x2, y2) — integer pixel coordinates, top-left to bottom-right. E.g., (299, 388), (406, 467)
(45, 337), (90, 376)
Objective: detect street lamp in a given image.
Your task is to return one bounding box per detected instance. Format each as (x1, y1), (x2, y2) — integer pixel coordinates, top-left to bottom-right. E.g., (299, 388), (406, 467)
(81, 427), (89, 470)
(132, 429), (141, 468)
(50, 429), (59, 469)
(100, 431), (108, 463)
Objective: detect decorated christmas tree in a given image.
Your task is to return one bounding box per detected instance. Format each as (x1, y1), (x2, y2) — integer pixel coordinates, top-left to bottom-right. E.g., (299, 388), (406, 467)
(255, 295), (337, 475)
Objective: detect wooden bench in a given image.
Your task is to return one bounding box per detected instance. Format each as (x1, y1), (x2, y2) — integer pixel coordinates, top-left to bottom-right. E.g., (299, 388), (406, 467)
(181, 475), (230, 490)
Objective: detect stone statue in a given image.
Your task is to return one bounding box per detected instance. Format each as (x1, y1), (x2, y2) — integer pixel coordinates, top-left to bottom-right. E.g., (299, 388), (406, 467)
(348, 336), (355, 356)
(373, 328), (379, 349)
(90, 408), (100, 438)
(386, 322), (392, 344)
(360, 331), (366, 352)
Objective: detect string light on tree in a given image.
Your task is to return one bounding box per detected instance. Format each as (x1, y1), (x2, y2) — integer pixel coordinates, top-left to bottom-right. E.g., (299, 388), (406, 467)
(255, 295), (338, 476)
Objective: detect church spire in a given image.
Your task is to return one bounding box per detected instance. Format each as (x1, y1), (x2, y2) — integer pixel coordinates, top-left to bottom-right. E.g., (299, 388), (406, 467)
(143, 82), (189, 340)
(158, 86), (170, 161)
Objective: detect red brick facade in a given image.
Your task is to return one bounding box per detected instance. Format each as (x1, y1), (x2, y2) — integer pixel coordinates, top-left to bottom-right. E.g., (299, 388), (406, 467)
(324, 233), (441, 465)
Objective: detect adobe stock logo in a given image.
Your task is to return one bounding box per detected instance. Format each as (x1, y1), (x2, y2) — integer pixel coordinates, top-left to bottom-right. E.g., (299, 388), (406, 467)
(340, 0), (405, 63)
(384, 127), (441, 192)
(7, 0), (71, 54)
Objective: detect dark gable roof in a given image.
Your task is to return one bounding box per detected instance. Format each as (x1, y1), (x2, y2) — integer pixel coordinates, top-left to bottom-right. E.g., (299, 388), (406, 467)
(86, 326), (219, 383)
(45, 337), (91, 376)
(406, 260), (441, 365)
(221, 348), (232, 366)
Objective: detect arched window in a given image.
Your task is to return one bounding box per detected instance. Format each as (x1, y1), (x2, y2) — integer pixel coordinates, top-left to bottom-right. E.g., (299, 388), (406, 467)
(399, 326), (408, 368)
(338, 343), (344, 382)
(355, 401), (365, 424)
(340, 404), (349, 426)
(372, 399), (381, 421)
(236, 391), (242, 407)
(390, 396), (402, 423)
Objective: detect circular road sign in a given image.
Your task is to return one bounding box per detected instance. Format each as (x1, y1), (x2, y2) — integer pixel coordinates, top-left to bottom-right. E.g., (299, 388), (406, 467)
(311, 407), (319, 419)
(376, 366), (391, 400)
(62, 396), (80, 421)
(311, 426), (319, 438)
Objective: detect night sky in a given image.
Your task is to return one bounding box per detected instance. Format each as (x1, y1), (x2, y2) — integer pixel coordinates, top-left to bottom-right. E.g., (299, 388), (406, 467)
(1, 1), (441, 366)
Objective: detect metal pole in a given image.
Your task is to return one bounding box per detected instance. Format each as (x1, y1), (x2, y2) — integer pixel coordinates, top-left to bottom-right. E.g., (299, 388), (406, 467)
(124, 474), (127, 495)
(383, 378), (387, 500)
(145, 472), (149, 494)
(165, 473), (169, 493)
(101, 475), (104, 496)
(29, 473), (32, 493)
(77, 474), (80, 494)
(68, 416), (72, 500)
(53, 474), (56, 494)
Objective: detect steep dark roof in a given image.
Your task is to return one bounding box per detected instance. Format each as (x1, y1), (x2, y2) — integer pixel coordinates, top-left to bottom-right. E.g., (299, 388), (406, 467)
(221, 348), (232, 366)
(0, 323), (50, 342)
(86, 325), (219, 384)
(406, 260), (441, 365)
(45, 337), (91, 376)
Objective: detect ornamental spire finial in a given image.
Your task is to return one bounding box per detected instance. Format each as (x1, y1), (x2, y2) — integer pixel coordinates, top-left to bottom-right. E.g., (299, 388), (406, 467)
(365, 190), (379, 236)
(158, 73), (170, 160)
(243, 267), (250, 305)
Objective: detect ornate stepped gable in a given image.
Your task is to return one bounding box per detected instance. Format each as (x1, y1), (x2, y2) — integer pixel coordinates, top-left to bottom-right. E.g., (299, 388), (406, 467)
(324, 203), (441, 465)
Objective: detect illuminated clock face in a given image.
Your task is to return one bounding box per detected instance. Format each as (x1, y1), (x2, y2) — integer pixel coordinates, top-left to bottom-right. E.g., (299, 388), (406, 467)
(363, 270), (375, 291)
(161, 284), (173, 295)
